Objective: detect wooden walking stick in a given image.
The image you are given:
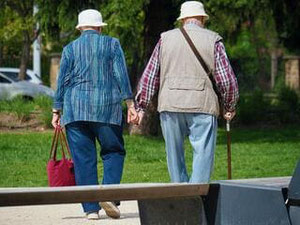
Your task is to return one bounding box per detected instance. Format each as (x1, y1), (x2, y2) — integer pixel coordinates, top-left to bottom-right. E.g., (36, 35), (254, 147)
(226, 120), (232, 179)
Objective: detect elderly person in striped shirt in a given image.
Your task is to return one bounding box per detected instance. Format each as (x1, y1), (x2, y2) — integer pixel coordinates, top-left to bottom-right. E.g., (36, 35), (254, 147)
(132, 1), (239, 184)
(51, 9), (138, 220)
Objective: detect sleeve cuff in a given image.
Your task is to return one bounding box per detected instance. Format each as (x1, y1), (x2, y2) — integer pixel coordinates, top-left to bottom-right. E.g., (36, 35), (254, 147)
(135, 104), (146, 112)
(224, 104), (236, 112)
(53, 102), (63, 110)
(122, 94), (133, 101)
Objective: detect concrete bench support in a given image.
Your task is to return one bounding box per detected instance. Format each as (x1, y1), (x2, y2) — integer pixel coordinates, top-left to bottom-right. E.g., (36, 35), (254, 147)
(288, 161), (300, 225)
(288, 161), (300, 206)
(289, 206), (300, 225)
(138, 196), (207, 225)
(204, 182), (291, 225)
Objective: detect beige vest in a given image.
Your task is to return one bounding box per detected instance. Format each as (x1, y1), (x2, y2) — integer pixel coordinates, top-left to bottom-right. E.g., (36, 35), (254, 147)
(158, 25), (222, 116)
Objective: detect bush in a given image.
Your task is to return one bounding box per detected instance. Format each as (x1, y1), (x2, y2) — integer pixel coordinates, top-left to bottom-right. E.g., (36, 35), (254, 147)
(236, 87), (300, 126)
(0, 96), (53, 127)
(276, 87), (299, 123)
(0, 96), (34, 122)
(34, 96), (53, 128)
(237, 90), (269, 125)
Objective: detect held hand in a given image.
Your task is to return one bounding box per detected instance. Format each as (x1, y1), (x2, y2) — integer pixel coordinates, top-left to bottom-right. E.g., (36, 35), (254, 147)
(223, 110), (236, 121)
(137, 111), (144, 125)
(51, 114), (61, 128)
(127, 107), (139, 124)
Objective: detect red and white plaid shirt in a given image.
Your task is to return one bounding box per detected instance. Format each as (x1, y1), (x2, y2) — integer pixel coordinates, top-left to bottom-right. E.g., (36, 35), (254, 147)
(135, 24), (239, 113)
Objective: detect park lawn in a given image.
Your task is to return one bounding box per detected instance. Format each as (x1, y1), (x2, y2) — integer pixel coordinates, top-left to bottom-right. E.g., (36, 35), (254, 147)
(0, 126), (299, 187)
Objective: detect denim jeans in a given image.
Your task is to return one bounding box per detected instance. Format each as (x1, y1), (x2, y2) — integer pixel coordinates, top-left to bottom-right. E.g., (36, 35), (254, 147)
(160, 112), (217, 183)
(65, 121), (125, 213)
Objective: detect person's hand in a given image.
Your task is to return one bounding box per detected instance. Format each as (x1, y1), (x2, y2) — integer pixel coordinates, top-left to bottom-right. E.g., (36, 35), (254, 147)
(137, 111), (144, 125)
(51, 113), (61, 128)
(127, 107), (139, 124)
(223, 110), (236, 121)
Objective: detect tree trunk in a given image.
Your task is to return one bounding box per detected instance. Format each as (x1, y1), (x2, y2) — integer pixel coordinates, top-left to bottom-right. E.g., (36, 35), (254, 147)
(130, 0), (178, 136)
(248, 17), (269, 90)
(18, 31), (31, 80)
(0, 42), (3, 66)
(129, 49), (142, 88)
(270, 49), (278, 90)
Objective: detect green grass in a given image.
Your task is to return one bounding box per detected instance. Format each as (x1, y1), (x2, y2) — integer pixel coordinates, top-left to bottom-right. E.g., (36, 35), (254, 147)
(0, 126), (299, 187)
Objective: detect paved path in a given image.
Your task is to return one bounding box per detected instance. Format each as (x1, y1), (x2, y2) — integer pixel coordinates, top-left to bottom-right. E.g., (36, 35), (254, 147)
(0, 201), (140, 225)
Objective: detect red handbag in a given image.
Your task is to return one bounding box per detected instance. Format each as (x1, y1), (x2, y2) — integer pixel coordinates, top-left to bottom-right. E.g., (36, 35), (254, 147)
(47, 125), (76, 187)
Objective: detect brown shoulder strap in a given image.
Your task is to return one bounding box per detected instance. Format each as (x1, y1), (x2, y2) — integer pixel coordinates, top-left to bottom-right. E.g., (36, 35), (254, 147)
(179, 26), (211, 75)
(179, 26), (223, 111)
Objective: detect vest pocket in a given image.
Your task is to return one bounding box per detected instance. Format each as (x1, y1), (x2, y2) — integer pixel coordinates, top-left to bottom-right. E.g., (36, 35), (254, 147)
(166, 77), (206, 109)
(168, 77), (205, 91)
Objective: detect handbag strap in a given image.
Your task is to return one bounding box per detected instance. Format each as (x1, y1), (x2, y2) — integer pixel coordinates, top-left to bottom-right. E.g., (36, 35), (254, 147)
(59, 128), (72, 158)
(179, 26), (211, 75)
(49, 126), (60, 160)
(49, 125), (72, 160)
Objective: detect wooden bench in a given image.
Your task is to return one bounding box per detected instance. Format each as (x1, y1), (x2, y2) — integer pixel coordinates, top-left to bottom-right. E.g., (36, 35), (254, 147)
(0, 175), (297, 225)
(0, 183), (209, 224)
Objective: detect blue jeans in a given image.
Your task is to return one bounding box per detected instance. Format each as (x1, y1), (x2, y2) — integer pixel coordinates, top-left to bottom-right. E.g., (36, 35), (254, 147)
(160, 112), (217, 183)
(65, 121), (125, 213)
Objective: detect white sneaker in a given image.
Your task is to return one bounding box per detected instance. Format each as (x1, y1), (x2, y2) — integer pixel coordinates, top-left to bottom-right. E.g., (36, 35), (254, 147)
(86, 212), (100, 220)
(100, 202), (120, 219)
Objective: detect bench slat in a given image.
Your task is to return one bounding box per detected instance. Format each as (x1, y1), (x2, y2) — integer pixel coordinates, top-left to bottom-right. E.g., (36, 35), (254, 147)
(0, 183), (209, 207)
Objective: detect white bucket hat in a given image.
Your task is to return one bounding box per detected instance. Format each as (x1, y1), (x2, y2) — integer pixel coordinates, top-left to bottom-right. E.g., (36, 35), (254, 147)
(76, 9), (107, 29)
(177, 1), (209, 20)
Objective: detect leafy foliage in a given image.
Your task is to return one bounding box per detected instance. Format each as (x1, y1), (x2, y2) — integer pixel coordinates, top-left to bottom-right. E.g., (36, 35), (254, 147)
(101, 0), (146, 69)
(276, 87), (299, 123)
(1, 0), (36, 80)
(0, 7), (27, 64)
(1, 0), (300, 85)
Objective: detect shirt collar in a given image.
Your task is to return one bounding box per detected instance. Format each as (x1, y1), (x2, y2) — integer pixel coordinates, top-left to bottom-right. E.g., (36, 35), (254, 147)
(183, 20), (203, 28)
(81, 30), (100, 35)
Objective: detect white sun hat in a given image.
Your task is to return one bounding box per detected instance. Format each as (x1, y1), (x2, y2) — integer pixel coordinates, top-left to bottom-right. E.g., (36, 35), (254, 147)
(177, 1), (209, 20)
(76, 9), (107, 29)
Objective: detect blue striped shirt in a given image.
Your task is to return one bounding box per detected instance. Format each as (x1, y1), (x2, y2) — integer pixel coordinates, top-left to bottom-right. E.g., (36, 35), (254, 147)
(53, 30), (133, 126)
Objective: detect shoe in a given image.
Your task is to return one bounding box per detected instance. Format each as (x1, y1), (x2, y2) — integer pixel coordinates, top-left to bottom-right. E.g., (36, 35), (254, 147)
(86, 211), (100, 220)
(100, 202), (120, 219)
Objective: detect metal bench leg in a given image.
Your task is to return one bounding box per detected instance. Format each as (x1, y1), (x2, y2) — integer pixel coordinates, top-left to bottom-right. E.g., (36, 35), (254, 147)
(138, 196), (207, 225)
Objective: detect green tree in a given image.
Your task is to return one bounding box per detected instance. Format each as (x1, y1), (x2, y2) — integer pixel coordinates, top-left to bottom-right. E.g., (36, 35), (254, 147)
(2, 0), (37, 80)
(272, 0), (300, 53)
(206, 0), (300, 89)
(101, 0), (146, 86)
(36, 0), (105, 51)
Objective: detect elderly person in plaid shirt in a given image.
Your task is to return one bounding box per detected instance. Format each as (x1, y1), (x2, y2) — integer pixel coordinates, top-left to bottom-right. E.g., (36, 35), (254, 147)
(132, 1), (239, 183)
